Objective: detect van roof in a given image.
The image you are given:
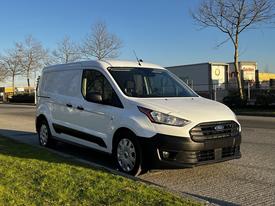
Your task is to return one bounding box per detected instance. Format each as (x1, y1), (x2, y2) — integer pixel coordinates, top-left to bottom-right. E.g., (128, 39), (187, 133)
(43, 59), (164, 72)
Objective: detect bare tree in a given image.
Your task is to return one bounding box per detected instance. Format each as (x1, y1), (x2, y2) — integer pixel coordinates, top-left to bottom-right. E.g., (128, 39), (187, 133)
(0, 47), (23, 94)
(52, 36), (81, 64)
(81, 22), (122, 60)
(0, 64), (8, 83)
(19, 35), (48, 93)
(192, 0), (275, 99)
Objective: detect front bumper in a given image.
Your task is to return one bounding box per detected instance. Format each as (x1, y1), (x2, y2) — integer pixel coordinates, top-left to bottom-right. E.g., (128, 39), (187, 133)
(139, 133), (241, 169)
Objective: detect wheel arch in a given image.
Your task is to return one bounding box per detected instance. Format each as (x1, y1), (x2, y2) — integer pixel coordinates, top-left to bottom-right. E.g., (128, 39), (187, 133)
(36, 114), (49, 132)
(112, 127), (137, 153)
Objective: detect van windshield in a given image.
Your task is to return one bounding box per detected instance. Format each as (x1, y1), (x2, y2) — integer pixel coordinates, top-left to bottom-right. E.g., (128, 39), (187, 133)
(108, 67), (198, 98)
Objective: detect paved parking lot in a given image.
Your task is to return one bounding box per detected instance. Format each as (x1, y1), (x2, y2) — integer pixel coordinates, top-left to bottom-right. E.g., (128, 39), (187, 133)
(0, 104), (275, 205)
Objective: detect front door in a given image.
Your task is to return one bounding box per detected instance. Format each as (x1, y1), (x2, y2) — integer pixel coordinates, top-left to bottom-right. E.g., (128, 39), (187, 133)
(68, 69), (123, 151)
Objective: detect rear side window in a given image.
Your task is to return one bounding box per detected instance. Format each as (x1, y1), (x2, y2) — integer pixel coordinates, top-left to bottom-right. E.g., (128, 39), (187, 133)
(82, 70), (123, 108)
(41, 70), (81, 97)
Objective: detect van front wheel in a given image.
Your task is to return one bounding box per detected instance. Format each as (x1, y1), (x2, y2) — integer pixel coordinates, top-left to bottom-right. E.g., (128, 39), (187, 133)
(114, 135), (142, 176)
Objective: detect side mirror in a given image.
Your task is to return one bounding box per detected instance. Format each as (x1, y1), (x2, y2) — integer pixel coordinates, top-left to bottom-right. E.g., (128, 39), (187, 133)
(86, 93), (103, 103)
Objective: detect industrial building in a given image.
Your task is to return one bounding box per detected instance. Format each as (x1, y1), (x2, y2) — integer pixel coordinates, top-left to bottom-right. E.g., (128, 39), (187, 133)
(166, 61), (258, 101)
(166, 62), (229, 100)
(228, 61), (257, 82)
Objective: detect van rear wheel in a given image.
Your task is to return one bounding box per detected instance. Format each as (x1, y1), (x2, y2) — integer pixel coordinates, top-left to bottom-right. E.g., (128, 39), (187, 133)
(114, 135), (142, 176)
(38, 120), (55, 147)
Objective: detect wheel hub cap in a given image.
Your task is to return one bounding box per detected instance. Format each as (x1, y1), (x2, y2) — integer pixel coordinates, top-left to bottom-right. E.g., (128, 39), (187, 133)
(39, 124), (48, 146)
(117, 138), (136, 172)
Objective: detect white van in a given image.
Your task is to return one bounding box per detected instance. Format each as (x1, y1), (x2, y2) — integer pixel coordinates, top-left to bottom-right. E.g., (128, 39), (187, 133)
(36, 60), (241, 175)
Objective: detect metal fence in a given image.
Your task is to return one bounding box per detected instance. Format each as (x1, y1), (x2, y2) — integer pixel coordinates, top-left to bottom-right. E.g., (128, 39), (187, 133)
(184, 81), (275, 104)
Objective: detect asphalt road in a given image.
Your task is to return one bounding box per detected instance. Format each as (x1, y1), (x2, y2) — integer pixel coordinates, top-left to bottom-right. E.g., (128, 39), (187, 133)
(0, 104), (274, 206)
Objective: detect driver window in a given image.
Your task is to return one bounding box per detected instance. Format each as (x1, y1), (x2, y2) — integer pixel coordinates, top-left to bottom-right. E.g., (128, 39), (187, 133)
(82, 70), (123, 108)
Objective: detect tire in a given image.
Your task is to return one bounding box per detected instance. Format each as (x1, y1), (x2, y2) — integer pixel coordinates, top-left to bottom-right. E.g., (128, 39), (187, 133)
(114, 133), (143, 176)
(38, 119), (55, 147)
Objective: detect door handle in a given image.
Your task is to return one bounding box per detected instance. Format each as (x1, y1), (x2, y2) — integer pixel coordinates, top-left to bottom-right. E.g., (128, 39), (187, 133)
(77, 106), (84, 111)
(66, 104), (72, 108)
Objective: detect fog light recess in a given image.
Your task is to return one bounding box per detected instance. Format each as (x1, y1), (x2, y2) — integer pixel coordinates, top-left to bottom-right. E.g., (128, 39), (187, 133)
(162, 151), (170, 159)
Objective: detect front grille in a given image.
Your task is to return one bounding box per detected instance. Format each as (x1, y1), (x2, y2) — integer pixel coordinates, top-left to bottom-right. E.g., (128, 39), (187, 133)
(197, 150), (215, 162)
(190, 121), (239, 142)
(222, 146), (240, 158)
(197, 146), (240, 162)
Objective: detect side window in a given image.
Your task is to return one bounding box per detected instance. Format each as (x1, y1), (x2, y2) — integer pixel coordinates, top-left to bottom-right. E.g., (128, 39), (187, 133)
(82, 70), (123, 108)
(43, 70), (81, 97)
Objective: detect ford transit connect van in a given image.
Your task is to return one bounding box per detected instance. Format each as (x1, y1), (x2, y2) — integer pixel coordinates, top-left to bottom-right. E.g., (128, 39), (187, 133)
(36, 60), (241, 175)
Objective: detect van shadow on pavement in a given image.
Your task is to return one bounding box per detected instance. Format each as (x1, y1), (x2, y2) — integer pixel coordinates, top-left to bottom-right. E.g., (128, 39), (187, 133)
(0, 129), (115, 170)
(0, 129), (183, 172)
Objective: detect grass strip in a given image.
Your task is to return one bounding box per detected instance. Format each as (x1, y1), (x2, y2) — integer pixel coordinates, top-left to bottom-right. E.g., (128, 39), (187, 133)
(0, 136), (200, 206)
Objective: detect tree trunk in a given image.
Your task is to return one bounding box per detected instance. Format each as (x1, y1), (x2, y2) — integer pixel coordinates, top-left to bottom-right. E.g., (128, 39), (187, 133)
(12, 74), (15, 96)
(234, 40), (244, 100)
(27, 70), (30, 94)
(65, 54), (69, 63)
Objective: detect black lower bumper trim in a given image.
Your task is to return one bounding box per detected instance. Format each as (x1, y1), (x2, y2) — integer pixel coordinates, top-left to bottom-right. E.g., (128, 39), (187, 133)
(139, 133), (241, 168)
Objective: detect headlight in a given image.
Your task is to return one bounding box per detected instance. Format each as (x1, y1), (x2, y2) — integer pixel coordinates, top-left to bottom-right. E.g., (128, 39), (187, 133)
(138, 106), (190, 127)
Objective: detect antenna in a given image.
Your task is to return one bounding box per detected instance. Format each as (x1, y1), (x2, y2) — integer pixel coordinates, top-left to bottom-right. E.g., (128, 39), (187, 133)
(133, 50), (142, 66)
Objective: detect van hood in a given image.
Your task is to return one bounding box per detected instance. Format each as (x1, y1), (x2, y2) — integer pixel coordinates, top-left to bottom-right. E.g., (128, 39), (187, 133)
(132, 97), (237, 123)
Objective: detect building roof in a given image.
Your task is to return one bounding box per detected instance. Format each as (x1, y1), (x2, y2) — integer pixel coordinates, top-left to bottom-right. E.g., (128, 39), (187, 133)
(166, 62), (229, 68)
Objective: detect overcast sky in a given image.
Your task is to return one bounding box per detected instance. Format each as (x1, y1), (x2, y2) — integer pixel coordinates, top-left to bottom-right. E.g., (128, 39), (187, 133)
(1, 0), (275, 87)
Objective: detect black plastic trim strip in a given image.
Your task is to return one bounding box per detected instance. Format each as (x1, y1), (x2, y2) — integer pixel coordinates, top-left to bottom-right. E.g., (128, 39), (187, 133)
(52, 123), (107, 148)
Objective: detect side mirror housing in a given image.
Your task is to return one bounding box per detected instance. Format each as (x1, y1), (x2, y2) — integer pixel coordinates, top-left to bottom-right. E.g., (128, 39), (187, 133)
(86, 93), (103, 103)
